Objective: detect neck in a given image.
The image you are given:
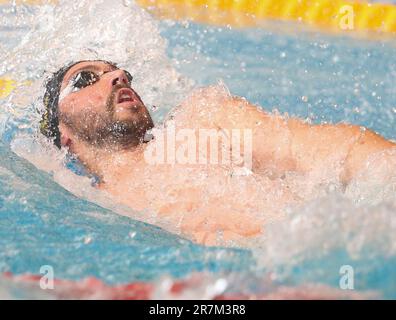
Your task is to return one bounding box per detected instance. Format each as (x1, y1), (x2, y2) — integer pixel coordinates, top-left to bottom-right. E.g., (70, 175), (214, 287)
(71, 141), (146, 186)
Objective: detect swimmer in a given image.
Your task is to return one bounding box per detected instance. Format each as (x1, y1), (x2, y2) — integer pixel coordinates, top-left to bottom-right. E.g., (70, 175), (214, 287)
(40, 60), (396, 245)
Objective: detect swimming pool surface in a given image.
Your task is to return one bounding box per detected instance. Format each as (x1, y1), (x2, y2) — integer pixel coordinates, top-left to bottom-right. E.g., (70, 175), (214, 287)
(1, 1), (396, 299)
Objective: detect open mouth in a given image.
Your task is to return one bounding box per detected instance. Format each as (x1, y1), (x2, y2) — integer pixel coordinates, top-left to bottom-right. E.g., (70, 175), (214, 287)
(116, 88), (138, 105)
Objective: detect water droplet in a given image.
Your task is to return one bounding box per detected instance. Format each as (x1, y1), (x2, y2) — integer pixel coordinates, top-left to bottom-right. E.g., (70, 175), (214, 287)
(129, 231), (137, 239)
(122, 0), (133, 7)
(84, 236), (92, 244)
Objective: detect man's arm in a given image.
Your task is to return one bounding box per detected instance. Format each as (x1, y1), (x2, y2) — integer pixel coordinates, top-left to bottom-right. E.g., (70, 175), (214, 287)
(338, 126), (396, 184)
(179, 86), (396, 184)
(286, 118), (396, 185)
(214, 92), (396, 184)
(175, 86), (298, 176)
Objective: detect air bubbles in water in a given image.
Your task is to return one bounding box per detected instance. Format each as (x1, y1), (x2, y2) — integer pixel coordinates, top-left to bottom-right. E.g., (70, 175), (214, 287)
(122, 0), (133, 7)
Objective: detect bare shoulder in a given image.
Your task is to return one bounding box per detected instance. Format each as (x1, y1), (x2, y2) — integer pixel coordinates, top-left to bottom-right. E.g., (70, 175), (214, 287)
(180, 84), (233, 110)
(173, 84), (271, 129)
(170, 84), (238, 127)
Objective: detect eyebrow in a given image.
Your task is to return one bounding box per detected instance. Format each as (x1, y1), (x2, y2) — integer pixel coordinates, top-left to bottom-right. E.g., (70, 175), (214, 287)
(63, 62), (117, 87)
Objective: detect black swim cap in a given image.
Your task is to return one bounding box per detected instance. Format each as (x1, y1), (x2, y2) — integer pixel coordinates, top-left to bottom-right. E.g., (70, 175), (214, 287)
(40, 60), (117, 148)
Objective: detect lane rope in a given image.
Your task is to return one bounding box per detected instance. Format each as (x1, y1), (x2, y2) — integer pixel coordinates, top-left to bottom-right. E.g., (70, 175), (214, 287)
(136, 0), (396, 33)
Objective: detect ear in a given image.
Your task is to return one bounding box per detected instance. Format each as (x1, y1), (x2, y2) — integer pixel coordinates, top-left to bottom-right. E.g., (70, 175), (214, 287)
(59, 123), (72, 148)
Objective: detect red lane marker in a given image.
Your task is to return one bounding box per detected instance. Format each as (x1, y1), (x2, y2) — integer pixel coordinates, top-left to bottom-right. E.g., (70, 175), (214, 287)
(2, 272), (153, 299)
(1, 272), (379, 300)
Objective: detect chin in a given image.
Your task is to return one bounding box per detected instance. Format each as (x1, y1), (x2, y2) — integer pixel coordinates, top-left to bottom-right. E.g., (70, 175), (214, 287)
(114, 106), (142, 120)
(112, 103), (153, 129)
(114, 111), (151, 128)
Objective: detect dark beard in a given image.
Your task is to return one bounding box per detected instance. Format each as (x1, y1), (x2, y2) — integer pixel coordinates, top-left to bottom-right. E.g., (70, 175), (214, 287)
(91, 118), (152, 148)
(60, 86), (154, 149)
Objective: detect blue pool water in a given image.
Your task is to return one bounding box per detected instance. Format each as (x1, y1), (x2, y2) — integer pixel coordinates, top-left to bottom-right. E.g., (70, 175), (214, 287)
(161, 22), (396, 140)
(1, 1), (396, 298)
(0, 140), (251, 283)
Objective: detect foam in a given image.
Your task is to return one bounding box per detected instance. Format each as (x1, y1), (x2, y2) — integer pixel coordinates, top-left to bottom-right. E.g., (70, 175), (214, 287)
(254, 193), (396, 270)
(1, 0), (396, 253)
(0, 0), (194, 234)
(0, 0), (193, 137)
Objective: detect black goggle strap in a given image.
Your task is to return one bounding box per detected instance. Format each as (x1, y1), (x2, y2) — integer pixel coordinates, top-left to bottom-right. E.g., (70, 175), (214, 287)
(40, 91), (61, 148)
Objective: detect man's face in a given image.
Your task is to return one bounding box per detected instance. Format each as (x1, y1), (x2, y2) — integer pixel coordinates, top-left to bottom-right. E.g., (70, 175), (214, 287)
(58, 60), (154, 149)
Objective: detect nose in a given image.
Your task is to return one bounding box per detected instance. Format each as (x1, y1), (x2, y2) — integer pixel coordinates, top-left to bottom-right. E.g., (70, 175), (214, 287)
(109, 69), (130, 87)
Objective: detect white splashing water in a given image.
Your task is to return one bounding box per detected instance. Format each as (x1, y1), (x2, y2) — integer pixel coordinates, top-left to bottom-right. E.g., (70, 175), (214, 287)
(255, 193), (396, 266)
(0, 0), (194, 229)
(252, 147), (396, 275)
(1, 0), (396, 272)
(0, 0), (193, 132)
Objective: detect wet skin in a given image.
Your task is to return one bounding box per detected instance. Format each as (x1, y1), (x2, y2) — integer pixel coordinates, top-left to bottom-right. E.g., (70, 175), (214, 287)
(56, 60), (396, 246)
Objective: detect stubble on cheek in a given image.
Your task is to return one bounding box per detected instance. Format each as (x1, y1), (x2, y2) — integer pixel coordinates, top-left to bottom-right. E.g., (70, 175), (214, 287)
(60, 105), (113, 144)
(59, 86), (153, 149)
(106, 90), (117, 112)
